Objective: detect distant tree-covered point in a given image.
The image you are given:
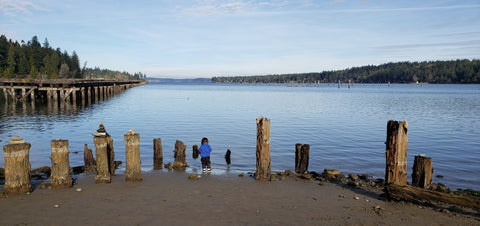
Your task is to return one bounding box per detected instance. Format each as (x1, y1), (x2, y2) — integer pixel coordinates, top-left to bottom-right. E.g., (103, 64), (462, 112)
(0, 34), (146, 80)
(212, 60), (480, 84)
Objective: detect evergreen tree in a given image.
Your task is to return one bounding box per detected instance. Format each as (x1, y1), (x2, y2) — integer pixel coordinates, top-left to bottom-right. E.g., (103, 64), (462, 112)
(0, 35), (9, 71)
(44, 51), (59, 78)
(5, 42), (16, 77)
(70, 51), (81, 78)
(59, 63), (69, 78)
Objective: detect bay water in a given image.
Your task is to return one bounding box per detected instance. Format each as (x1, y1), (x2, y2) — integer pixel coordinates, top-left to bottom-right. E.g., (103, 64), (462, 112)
(1, 83), (479, 190)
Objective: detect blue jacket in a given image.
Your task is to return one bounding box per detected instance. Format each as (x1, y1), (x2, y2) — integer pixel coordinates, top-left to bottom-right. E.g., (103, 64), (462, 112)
(199, 143), (212, 157)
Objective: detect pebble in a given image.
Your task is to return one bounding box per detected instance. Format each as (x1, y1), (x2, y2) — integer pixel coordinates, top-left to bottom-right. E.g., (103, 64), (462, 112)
(9, 136), (27, 144)
(375, 205), (381, 210)
(54, 204), (59, 208)
(76, 188), (82, 192)
(188, 173), (199, 180)
(354, 196), (360, 200)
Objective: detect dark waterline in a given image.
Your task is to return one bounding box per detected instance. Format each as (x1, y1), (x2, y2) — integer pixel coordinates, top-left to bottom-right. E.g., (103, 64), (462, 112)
(1, 83), (479, 190)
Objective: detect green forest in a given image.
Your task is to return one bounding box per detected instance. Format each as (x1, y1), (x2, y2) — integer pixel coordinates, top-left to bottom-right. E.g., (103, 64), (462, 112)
(212, 60), (480, 84)
(0, 35), (145, 80)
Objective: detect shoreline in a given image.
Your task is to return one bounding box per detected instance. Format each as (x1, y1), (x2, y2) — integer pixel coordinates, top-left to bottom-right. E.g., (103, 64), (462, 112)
(1, 170), (479, 225)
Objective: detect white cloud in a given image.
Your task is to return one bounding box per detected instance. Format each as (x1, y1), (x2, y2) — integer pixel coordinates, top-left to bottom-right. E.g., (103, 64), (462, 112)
(181, 1), (250, 17)
(0, 0), (49, 16)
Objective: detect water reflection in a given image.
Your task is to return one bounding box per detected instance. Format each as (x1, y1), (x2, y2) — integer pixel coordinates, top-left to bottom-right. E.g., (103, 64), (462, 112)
(1, 84), (480, 190)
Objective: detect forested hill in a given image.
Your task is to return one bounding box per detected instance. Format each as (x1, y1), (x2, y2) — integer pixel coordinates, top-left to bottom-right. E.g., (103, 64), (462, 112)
(0, 35), (145, 80)
(212, 60), (480, 84)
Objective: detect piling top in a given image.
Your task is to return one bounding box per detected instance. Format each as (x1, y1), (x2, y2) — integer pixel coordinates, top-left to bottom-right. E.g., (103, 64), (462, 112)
(92, 122), (108, 137)
(126, 128), (136, 135)
(97, 122), (106, 133)
(9, 136), (26, 145)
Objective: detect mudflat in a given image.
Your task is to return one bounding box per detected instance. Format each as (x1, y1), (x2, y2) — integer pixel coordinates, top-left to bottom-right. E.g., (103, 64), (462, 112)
(0, 171), (478, 225)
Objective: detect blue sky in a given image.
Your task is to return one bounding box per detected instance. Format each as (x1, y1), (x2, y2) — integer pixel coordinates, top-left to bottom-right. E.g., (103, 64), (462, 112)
(1, 0), (479, 78)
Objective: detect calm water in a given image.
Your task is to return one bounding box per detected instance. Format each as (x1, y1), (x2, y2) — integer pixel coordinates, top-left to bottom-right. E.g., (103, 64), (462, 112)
(1, 83), (479, 190)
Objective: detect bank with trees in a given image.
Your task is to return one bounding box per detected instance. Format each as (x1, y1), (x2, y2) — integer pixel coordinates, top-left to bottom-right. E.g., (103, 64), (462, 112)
(0, 35), (146, 80)
(212, 60), (480, 84)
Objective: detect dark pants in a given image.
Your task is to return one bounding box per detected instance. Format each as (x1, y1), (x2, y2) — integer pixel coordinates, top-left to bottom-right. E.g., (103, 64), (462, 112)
(201, 156), (211, 169)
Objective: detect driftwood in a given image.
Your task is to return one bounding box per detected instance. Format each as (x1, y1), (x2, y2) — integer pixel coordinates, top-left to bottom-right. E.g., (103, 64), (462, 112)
(385, 184), (480, 209)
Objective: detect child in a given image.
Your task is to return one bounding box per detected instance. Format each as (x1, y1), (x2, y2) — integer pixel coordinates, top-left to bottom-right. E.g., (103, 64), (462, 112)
(199, 137), (212, 173)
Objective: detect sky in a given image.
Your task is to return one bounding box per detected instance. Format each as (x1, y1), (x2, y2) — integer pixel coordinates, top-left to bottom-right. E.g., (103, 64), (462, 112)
(1, 0), (479, 78)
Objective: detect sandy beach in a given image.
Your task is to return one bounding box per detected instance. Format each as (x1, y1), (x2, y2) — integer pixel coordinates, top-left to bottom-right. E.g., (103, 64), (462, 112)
(0, 171), (478, 225)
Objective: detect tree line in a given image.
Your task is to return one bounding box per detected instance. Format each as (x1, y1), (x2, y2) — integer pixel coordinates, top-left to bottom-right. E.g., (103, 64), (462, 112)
(212, 60), (480, 84)
(0, 35), (146, 80)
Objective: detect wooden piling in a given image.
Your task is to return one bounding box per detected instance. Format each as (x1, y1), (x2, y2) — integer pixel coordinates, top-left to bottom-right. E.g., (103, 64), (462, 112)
(125, 130), (142, 181)
(53, 89), (58, 103)
(295, 143), (310, 174)
(173, 140), (188, 170)
(84, 144), (96, 173)
(385, 120), (408, 185)
(412, 155), (433, 189)
(87, 87), (92, 104)
(256, 116), (271, 181)
(94, 87), (98, 102)
(106, 136), (116, 175)
(192, 144), (199, 159)
(94, 136), (110, 183)
(153, 138), (163, 170)
(72, 89), (77, 105)
(225, 149), (231, 165)
(3, 137), (32, 193)
(50, 139), (73, 188)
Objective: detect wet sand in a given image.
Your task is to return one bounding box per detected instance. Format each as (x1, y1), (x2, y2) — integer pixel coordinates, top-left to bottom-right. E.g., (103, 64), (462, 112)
(0, 171), (478, 225)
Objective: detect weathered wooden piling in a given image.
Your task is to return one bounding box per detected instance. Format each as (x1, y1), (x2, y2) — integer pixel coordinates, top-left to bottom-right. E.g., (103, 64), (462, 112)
(192, 144), (199, 159)
(225, 149), (231, 165)
(84, 144), (96, 173)
(50, 139), (73, 188)
(94, 136), (110, 183)
(173, 140), (188, 170)
(106, 135), (116, 175)
(124, 129), (142, 181)
(295, 143), (310, 174)
(385, 120), (408, 185)
(412, 155), (433, 189)
(3, 137), (32, 193)
(256, 116), (271, 181)
(153, 138), (163, 170)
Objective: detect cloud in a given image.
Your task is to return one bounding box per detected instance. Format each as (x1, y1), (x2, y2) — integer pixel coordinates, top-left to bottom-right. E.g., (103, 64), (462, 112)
(181, 1), (250, 17)
(331, 4), (480, 13)
(374, 40), (480, 52)
(0, 0), (49, 16)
